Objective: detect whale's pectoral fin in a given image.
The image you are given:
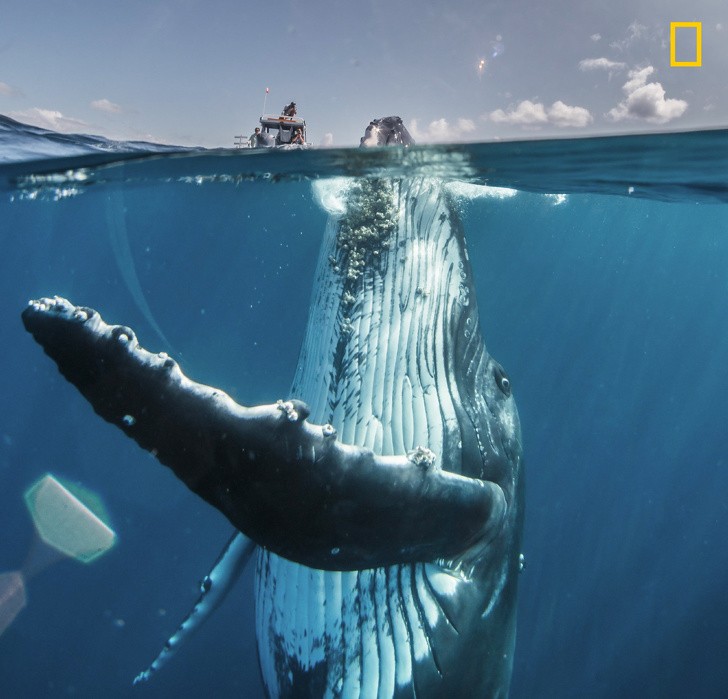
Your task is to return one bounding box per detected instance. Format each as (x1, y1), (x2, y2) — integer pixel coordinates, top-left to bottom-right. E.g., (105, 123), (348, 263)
(22, 297), (507, 571)
(134, 531), (255, 685)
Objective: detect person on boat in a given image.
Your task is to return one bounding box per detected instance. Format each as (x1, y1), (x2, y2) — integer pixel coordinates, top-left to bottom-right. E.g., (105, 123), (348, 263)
(291, 127), (304, 145)
(282, 102), (297, 117)
(248, 127), (261, 147)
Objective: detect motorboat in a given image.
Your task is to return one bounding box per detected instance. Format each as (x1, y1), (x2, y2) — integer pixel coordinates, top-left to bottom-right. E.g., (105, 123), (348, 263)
(235, 112), (307, 149)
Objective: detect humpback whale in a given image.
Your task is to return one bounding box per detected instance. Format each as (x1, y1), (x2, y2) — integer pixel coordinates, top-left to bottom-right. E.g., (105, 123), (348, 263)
(22, 117), (524, 697)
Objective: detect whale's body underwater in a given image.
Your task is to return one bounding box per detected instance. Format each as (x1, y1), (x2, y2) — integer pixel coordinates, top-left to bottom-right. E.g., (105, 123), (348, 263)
(22, 118), (524, 697)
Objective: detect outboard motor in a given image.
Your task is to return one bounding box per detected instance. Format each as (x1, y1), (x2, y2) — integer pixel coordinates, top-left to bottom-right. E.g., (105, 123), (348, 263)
(360, 116), (415, 147)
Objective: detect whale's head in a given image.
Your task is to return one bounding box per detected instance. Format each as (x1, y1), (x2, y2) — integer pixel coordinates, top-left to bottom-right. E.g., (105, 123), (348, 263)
(359, 116), (415, 147)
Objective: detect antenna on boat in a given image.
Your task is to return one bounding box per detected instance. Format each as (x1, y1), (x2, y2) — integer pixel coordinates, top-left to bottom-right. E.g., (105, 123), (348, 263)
(262, 86), (269, 116)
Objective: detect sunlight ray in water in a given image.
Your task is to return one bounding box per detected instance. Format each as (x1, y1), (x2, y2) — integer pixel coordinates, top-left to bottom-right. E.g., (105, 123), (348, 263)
(105, 187), (173, 350)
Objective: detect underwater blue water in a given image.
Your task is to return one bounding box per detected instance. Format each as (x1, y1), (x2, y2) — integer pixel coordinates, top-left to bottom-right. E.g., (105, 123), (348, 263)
(1, 115), (727, 698)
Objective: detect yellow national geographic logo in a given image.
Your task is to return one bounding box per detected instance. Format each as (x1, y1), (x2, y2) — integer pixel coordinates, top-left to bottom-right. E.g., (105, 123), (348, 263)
(670, 22), (702, 67)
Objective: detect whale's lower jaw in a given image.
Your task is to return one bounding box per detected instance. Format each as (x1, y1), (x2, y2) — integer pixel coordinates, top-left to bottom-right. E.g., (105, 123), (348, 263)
(255, 179), (523, 698)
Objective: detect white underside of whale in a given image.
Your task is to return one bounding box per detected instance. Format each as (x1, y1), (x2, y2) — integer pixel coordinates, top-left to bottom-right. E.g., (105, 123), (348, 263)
(255, 178), (510, 698)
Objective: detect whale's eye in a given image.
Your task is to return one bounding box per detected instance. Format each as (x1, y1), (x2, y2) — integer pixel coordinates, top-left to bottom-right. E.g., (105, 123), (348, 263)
(493, 364), (511, 397)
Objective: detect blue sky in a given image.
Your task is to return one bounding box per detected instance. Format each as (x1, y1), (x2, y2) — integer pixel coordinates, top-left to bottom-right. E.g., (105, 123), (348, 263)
(1, 0), (726, 147)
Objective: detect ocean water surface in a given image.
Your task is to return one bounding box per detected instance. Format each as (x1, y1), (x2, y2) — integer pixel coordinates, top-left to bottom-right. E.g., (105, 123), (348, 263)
(1, 115), (727, 697)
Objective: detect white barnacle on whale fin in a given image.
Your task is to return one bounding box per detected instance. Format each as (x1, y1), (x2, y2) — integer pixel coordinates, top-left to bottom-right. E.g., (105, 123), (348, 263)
(407, 446), (437, 470)
(276, 399), (299, 422)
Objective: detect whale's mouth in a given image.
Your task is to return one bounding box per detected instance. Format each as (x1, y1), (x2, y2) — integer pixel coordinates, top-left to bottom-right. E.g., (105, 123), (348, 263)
(359, 116), (415, 148)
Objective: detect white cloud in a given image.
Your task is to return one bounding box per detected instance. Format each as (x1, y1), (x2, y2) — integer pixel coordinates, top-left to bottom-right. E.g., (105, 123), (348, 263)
(489, 100), (592, 128)
(91, 98), (123, 114)
(610, 21), (648, 51)
(579, 57), (627, 72)
(456, 117), (476, 133)
(408, 117), (478, 142)
(622, 66), (653, 93)
(627, 21), (647, 39)
(319, 132), (334, 147)
(548, 101), (593, 127)
(590, 33), (601, 42)
(0, 81), (23, 97)
(490, 100), (547, 126)
(9, 108), (88, 133)
(607, 66), (687, 124)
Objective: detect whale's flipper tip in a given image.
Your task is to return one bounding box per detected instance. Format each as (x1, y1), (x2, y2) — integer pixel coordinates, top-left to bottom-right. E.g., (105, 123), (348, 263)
(132, 671), (149, 685)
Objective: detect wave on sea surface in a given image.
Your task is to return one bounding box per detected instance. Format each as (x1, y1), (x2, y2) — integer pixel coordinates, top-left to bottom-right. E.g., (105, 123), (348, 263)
(0, 114), (192, 164)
